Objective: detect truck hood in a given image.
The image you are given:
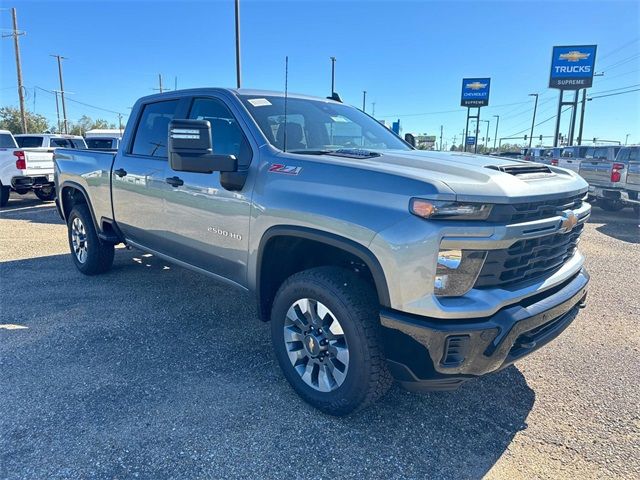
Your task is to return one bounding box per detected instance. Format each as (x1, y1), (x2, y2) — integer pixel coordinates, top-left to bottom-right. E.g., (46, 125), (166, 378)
(308, 149), (588, 204)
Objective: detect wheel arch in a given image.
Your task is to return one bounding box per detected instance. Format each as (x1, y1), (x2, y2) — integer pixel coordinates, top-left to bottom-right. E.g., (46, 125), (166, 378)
(255, 225), (390, 322)
(59, 182), (101, 232)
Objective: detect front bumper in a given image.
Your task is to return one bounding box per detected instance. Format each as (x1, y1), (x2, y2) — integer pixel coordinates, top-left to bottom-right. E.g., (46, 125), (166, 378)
(380, 268), (589, 392)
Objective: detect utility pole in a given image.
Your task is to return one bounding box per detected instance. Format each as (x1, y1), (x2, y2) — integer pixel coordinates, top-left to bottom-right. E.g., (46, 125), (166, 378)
(51, 55), (68, 134)
(53, 90), (61, 132)
(362, 91), (367, 112)
(371, 102), (376, 117)
(330, 56), (336, 95)
(481, 120), (490, 150)
(234, 0), (241, 88)
(440, 125), (443, 151)
(158, 74), (163, 93)
(528, 93), (539, 148)
(174, 76), (178, 91)
(625, 134), (630, 145)
(493, 115), (499, 150)
(3, 8), (28, 133)
(117, 113), (124, 134)
(576, 89), (587, 145)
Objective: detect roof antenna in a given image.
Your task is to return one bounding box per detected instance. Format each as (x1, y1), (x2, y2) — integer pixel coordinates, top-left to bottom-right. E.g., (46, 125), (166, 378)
(283, 55), (289, 153)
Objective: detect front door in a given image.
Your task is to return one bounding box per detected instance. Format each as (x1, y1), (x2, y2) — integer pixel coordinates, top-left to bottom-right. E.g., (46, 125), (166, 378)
(162, 96), (254, 287)
(112, 99), (180, 249)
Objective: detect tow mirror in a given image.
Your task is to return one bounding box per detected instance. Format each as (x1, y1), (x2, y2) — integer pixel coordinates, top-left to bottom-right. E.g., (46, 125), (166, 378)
(168, 119), (237, 174)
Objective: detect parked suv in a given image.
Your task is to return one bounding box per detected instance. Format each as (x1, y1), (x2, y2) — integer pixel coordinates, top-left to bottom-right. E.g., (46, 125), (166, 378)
(54, 88), (591, 415)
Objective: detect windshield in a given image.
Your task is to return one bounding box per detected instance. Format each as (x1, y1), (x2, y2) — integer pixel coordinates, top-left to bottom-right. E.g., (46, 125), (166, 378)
(239, 95), (410, 152)
(0, 133), (17, 149)
(16, 136), (44, 148)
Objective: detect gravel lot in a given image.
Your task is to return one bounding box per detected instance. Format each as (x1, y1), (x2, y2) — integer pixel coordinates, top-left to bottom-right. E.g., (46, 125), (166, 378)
(1, 193), (639, 479)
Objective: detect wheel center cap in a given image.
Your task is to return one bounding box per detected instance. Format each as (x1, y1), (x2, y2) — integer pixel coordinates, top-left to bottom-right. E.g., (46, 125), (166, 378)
(303, 334), (322, 357)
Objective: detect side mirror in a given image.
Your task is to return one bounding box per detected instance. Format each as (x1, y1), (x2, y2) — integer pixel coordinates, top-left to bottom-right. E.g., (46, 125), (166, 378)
(168, 119), (237, 173)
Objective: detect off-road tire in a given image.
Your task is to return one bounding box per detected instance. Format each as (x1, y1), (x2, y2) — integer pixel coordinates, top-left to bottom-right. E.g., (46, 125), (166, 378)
(598, 199), (625, 212)
(0, 185), (9, 207)
(271, 266), (392, 416)
(67, 203), (114, 275)
(34, 186), (56, 202)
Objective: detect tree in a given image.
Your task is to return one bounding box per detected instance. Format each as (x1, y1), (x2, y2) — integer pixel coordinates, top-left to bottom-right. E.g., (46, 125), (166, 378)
(68, 115), (117, 135)
(0, 106), (51, 134)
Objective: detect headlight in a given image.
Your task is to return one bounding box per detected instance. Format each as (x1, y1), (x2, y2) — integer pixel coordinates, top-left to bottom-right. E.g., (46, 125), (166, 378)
(435, 249), (487, 296)
(410, 199), (492, 220)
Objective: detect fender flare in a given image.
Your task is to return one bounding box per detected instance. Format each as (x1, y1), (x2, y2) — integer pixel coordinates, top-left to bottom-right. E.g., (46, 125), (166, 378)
(256, 225), (391, 309)
(58, 181), (101, 233)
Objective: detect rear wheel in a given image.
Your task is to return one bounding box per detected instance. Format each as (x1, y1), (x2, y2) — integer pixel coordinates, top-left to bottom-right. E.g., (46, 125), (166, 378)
(0, 185), (9, 207)
(270, 266), (392, 416)
(67, 203), (114, 275)
(598, 199), (625, 212)
(34, 186), (56, 202)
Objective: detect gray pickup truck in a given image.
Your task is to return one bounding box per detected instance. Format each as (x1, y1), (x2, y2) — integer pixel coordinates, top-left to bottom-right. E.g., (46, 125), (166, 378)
(54, 88), (591, 415)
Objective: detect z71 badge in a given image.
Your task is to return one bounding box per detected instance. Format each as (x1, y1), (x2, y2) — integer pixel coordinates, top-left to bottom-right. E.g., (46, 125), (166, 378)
(268, 164), (302, 175)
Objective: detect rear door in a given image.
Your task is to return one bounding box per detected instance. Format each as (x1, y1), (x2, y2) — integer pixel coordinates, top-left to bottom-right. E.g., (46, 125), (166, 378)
(162, 95), (254, 286)
(111, 98), (184, 249)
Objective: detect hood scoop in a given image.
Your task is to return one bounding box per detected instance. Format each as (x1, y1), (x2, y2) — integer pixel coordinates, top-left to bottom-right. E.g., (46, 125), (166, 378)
(486, 164), (554, 178)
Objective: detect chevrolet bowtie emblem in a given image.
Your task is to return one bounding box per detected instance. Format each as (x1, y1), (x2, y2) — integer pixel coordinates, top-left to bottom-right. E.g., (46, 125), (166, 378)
(308, 337), (315, 350)
(559, 51), (590, 62)
(466, 81), (487, 90)
(559, 210), (578, 233)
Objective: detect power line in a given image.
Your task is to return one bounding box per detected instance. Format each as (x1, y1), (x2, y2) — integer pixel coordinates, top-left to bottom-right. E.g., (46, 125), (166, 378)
(589, 88), (640, 100)
(377, 100), (531, 119)
(597, 37), (640, 63)
(504, 106), (573, 139)
(34, 86), (125, 115)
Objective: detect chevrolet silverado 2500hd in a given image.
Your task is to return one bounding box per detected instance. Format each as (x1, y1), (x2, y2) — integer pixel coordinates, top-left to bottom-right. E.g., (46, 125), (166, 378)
(54, 89), (591, 415)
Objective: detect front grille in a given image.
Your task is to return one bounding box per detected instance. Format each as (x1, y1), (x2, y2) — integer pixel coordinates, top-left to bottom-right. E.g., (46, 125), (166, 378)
(487, 194), (584, 223)
(475, 224), (583, 288)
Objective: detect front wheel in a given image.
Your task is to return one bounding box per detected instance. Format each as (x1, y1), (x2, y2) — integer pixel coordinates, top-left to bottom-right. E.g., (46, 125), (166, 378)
(34, 186), (56, 202)
(67, 203), (114, 275)
(271, 267), (392, 416)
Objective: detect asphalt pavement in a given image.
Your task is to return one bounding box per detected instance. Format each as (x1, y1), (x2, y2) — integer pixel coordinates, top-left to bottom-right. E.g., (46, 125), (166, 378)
(1, 193), (639, 479)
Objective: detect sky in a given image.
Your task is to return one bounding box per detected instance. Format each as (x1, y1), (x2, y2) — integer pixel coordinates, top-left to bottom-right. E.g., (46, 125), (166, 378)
(1, 0), (639, 147)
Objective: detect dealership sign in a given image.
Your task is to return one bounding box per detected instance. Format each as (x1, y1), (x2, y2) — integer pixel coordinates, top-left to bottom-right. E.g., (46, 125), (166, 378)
(549, 45), (597, 89)
(466, 136), (476, 145)
(461, 78), (491, 107)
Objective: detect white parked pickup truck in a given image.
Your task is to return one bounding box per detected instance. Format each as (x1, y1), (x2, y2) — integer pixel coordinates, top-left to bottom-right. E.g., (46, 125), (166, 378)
(0, 132), (87, 207)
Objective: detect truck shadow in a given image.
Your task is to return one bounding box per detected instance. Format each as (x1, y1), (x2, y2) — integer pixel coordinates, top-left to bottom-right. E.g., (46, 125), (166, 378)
(1, 249), (534, 479)
(588, 206), (639, 244)
(0, 194), (62, 226)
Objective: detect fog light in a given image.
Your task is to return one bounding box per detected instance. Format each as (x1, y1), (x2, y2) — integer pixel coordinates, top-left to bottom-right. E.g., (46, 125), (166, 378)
(435, 249), (487, 297)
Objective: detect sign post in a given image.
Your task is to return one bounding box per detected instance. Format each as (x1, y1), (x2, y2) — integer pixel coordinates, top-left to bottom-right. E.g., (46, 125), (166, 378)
(461, 78), (490, 153)
(549, 45), (597, 147)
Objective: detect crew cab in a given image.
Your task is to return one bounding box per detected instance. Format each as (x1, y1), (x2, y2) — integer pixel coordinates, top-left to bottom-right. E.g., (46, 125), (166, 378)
(85, 136), (121, 151)
(54, 88), (591, 415)
(0, 130), (71, 206)
(577, 146), (624, 211)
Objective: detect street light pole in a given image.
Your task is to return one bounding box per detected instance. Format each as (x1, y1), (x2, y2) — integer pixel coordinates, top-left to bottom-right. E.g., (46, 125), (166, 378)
(234, 0), (241, 88)
(51, 55), (68, 134)
(528, 93), (539, 149)
(625, 134), (630, 145)
(440, 125), (443, 151)
(493, 115), (499, 150)
(362, 91), (367, 112)
(330, 56), (336, 95)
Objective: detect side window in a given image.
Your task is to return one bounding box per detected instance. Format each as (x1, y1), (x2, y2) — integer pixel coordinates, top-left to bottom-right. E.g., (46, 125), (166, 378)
(585, 148), (595, 159)
(629, 148), (639, 162)
(50, 138), (72, 148)
(131, 100), (180, 158)
(189, 97), (252, 166)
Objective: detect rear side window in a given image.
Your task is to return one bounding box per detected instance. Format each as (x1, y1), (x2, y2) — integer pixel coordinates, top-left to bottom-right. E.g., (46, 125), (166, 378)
(86, 138), (115, 149)
(69, 139), (87, 149)
(131, 100), (180, 158)
(188, 97), (252, 167)
(0, 133), (17, 148)
(16, 136), (44, 148)
(50, 138), (72, 148)
(630, 148), (639, 162)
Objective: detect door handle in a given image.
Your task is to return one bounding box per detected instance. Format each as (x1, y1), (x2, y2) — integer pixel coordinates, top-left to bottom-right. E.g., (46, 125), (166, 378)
(114, 168), (127, 177)
(166, 176), (184, 187)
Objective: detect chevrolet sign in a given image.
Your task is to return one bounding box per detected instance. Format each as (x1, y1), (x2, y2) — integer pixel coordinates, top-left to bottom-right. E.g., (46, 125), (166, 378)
(461, 78), (491, 107)
(549, 45), (597, 89)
